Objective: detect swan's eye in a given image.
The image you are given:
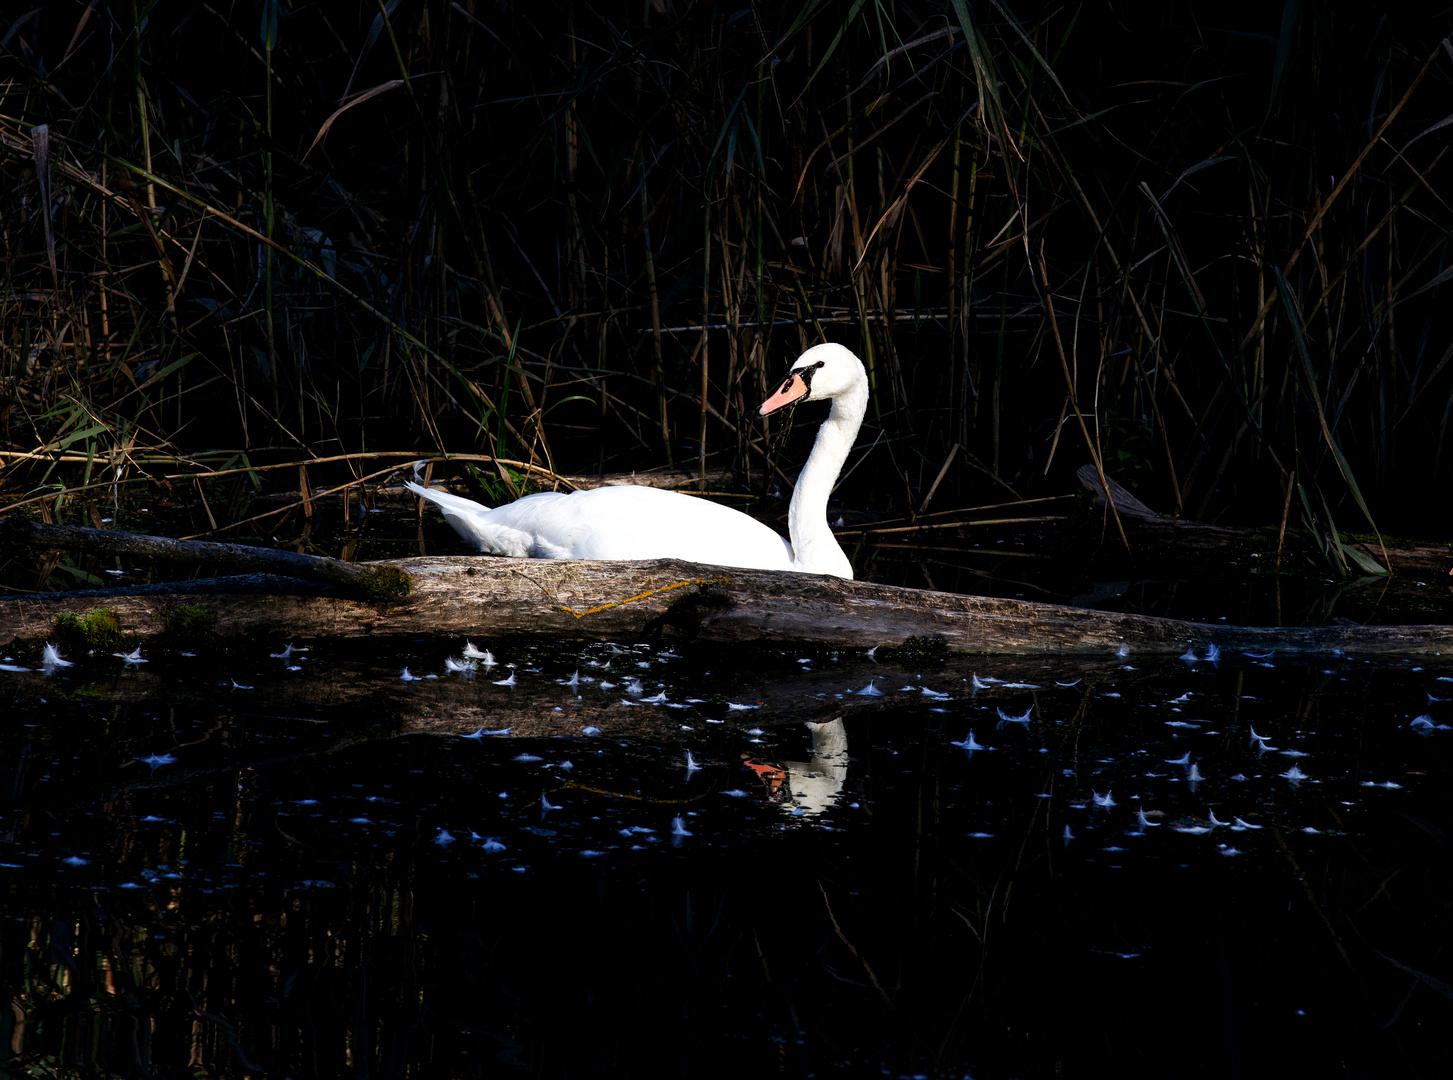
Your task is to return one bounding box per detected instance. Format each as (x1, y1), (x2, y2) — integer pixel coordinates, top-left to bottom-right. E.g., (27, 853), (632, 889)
(792, 360), (826, 389)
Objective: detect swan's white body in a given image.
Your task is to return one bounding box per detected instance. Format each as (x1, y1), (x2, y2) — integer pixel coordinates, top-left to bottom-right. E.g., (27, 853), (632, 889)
(405, 483), (795, 568)
(407, 343), (868, 578)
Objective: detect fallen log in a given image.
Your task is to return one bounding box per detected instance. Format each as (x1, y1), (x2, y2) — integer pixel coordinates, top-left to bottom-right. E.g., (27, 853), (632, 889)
(0, 518), (412, 601)
(0, 544), (1449, 655)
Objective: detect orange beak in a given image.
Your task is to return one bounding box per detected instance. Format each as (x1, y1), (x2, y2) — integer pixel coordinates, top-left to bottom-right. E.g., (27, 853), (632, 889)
(759, 372), (810, 416)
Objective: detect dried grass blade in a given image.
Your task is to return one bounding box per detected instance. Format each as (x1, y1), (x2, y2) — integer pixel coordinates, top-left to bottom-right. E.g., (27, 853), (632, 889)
(58, 0), (99, 69)
(1274, 268), (1389, 572)
(304, 79), (407, 160)
(343, 0), (402, 99)
(30, 125), (57, 289)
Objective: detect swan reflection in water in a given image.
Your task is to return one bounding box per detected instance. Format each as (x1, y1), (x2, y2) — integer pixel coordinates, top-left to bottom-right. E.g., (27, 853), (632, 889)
(741, 718), (848, 816)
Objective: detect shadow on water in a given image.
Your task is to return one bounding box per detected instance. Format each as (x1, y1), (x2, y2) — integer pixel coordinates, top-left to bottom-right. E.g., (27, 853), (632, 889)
(1, 638), (1451, 1077)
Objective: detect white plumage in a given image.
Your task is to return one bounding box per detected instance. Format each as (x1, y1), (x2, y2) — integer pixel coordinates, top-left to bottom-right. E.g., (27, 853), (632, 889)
(406, 343), (868, 578)
(407, 482), (794, 567)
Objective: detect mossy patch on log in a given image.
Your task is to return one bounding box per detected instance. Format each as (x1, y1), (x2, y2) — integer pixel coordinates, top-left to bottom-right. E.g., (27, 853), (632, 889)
(359, 564), (413, 603)
(55, 608), (124, 651)
(162, 603), (217, 644)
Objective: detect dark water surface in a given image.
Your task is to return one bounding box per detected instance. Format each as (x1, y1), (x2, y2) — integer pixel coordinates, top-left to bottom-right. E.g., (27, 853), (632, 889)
(2, 639), (1451, 1078)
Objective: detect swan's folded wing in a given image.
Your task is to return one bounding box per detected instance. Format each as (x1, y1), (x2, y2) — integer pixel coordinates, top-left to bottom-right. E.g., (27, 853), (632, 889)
(541, 487), (793, 568)
(448, 516), (536, 556)
(410, 480), (795, 569)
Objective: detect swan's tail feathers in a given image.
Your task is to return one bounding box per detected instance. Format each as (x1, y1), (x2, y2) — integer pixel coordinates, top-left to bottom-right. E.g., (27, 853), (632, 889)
(405, 480), (533, 556)
(405, 479), (494, 515)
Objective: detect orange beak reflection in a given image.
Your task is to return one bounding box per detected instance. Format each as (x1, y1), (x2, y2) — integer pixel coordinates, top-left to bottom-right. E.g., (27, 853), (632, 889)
(742, 755), (787, 798)
(758, 372), (810, 416)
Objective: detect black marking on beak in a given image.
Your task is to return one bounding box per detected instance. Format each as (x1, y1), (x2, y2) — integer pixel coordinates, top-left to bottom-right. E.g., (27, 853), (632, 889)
(787, 359), (826, 399)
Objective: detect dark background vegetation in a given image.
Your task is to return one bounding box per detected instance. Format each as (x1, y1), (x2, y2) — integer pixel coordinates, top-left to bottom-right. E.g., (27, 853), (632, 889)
(2, 0), (1452, 545)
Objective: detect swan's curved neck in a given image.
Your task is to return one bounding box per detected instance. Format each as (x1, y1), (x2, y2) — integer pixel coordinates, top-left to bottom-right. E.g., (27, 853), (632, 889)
(788, 381), (866, 574)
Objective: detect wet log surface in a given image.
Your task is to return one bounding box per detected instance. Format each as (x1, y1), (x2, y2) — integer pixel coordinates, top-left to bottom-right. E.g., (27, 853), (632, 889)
(1, 549), (1450, 656)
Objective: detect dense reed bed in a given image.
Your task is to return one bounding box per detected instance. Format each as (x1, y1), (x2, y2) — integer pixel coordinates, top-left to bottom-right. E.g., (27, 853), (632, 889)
(1, 2), (1451, 558)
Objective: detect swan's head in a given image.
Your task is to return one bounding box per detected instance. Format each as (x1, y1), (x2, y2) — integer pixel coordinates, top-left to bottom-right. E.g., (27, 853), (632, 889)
(758, 343), (866, 416)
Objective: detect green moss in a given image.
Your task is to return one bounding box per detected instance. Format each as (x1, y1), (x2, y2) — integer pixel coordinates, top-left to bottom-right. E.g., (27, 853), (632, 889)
(55, 608), (124, 651)
(162, 603), (217, 644)
(358, 564), (414, 603)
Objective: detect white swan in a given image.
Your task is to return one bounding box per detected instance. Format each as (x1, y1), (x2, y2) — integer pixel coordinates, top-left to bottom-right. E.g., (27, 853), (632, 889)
(406, 342), (868, 578)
